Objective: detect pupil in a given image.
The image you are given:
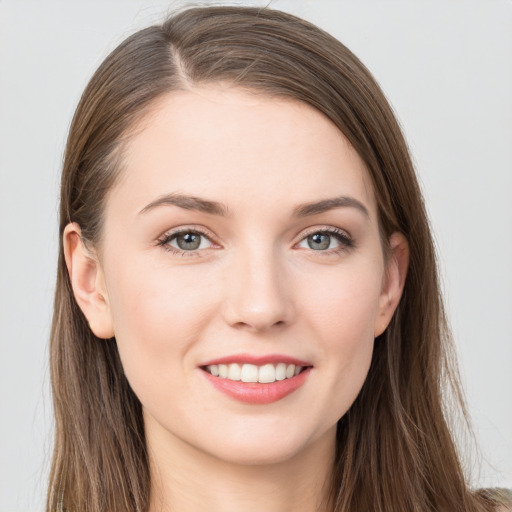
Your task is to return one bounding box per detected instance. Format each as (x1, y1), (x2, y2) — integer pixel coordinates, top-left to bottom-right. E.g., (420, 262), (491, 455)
(308, 233), (330, 250)
(177, 232), (201, 250)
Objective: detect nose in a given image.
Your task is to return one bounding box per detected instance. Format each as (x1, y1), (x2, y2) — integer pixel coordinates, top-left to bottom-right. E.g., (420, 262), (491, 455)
(222, 245), (295, 333)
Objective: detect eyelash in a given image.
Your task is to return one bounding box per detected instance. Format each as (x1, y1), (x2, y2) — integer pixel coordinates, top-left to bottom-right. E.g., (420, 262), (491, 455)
(156, 227), (214, 257)
(155, 226), (355, 257)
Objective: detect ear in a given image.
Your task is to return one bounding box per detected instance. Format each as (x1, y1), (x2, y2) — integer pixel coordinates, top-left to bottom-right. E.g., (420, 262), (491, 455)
(374, 232), (409, 337)
(63, 222), (115, 339)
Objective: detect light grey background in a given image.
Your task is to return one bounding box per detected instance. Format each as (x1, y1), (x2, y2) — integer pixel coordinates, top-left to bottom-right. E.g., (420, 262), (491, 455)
(1, 1), (511, 511)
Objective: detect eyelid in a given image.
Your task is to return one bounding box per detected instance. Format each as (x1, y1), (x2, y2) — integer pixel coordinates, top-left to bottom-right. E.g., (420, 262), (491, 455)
(294, 225), (355, 253)
(155, 224), (355, 257)
(298, 225), (352, 240)
(155, 225), (220, 256)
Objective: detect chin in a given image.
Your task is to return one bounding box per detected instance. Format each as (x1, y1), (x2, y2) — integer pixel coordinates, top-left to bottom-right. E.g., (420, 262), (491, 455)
(217, 442), (301, 466)
(197, 420), (335, 467)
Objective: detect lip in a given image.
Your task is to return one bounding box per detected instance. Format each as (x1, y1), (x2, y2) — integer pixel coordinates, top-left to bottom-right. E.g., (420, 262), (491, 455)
(200, 362), (312, 405)
(200, 353), (312, 367)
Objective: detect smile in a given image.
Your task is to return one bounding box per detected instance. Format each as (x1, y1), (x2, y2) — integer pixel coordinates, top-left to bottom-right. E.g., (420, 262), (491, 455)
(204, 362), (304, 383)
(200, 355), (313, 404)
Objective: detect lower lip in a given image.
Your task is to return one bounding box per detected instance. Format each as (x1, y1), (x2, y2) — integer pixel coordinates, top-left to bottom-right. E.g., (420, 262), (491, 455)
(201, 367), (312, 404)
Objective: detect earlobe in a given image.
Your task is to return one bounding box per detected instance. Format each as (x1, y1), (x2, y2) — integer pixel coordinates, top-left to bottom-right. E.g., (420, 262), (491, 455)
(374, 232), (409, 337)
(63, 222), (115, 339)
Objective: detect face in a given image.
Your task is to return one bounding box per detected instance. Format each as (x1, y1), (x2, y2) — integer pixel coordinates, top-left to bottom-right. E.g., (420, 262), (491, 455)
(76, 86), (404, 466)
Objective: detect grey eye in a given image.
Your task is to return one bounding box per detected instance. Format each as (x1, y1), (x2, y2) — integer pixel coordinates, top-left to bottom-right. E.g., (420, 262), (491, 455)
(177, 232), (201, 250)
(306, 233), (336, 250)
(169, 231), (211, 251)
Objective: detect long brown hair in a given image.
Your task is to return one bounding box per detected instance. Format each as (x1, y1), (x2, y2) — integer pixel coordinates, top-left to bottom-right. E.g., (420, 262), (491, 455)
(48, 6), (504, 512)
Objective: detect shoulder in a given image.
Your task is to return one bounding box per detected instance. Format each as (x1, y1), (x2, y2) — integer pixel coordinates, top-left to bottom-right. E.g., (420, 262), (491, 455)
(476, 488), (512, 511)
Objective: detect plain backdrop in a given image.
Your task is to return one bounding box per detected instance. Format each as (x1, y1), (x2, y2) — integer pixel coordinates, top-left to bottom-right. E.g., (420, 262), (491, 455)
(0, 1), (511, 510)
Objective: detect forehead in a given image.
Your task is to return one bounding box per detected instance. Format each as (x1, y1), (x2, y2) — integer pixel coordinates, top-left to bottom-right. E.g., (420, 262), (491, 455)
(107, 86), (377, 222)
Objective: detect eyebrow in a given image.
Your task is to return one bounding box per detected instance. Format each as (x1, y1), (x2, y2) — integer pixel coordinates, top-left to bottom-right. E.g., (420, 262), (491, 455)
(138, 193), (369, 218)
(293, 196), (369, 218)
(138, 193), (230, 216)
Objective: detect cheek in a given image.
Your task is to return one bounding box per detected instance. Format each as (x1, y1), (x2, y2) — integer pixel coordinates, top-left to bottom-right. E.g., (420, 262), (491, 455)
(298, 262), (382, 415)
(103, 256), (226, 423)
(104, 255), (220, 375)
(300, 261), (382, 346)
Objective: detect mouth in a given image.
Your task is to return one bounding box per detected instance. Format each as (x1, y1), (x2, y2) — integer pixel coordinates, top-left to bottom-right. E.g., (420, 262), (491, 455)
(199, 355), (313, 404)
(201, 362), (308, 383)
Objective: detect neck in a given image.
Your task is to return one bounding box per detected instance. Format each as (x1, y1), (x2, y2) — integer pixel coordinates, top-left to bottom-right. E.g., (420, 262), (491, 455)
(146, 420), (336, 512)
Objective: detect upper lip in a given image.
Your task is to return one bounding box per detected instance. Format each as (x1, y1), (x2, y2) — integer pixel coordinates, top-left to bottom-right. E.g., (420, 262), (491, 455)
(200, 353), (313, 367)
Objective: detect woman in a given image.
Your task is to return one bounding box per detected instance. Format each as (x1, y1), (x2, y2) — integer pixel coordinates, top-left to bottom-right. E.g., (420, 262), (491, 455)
(47, 5), (510, 512)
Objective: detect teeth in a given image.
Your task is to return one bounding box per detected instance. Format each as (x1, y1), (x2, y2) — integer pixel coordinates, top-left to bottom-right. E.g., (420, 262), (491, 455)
(275, 363), (286, 381)
(241, 364), (258, 383)
(218, 364), (228, 378)
(228, 363), (241, 381)
(258, 363), (275, 383)
(205, 363), (305, 383)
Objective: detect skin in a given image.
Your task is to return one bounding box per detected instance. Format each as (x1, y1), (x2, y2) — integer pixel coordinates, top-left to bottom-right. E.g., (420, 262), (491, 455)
(64, 86), (408, 512)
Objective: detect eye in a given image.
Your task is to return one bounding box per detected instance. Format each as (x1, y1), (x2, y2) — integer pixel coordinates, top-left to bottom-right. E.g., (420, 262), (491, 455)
(297, 228), (354, 253)
(157, 228), (215, 256)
